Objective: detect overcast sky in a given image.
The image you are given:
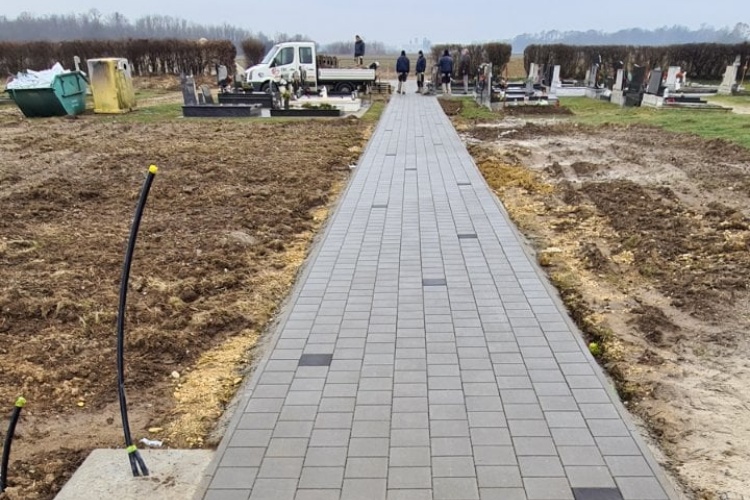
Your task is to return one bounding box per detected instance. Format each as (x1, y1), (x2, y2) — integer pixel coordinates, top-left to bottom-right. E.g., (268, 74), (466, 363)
(1, 1), (745, 44)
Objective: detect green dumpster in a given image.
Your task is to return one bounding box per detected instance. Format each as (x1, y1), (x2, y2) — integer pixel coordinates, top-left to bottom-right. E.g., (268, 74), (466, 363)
(7, 71), (89, 118)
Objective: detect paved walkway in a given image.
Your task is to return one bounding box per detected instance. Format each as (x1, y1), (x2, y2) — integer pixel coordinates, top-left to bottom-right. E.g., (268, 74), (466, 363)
(198, 88), (677, 500)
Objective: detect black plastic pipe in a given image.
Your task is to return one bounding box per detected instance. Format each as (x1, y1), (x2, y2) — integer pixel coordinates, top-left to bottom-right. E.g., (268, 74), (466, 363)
(0, 397), (26, 493)
(117, 165), (158, 477)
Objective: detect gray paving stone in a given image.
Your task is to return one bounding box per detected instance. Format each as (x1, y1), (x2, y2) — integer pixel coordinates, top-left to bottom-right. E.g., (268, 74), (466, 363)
(565, 466), (616, 488)
(387, 490), (433, 500)
(258, 458), (304, 479)
(341, 478), (387, 500)
(615, 477), (668, 499)
(433, 477), (480, 500)
(523, 478), (574, 500)
(345, 457), (389, 478)
(388, 467), (432, 489)
(250, 479), (298, 500)
(305, 447), (348, 467)
(476, 466), (522, 488)
(204, 490), (251, 500)
(518, 456), (565, 477)
(295, 490), (341, 500)
(348, 437), (390, 457)
(431, 437), (473, 456)
(210, 467), (258, 489)
(604, 456), (654, 476)
(478, 488), (526, 500)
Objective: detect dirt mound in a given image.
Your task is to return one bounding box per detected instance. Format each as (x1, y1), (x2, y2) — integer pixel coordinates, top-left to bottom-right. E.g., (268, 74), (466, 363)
(0, 115), (372, 499)
(503, 105), (573, 116)
(445, 103), (750, 498)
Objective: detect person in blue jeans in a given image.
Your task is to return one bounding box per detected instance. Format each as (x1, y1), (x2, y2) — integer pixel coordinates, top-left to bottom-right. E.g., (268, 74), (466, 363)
(415, 50), (427, 94)
(396, 50), (410, 94)
(438, 49), (454, 95)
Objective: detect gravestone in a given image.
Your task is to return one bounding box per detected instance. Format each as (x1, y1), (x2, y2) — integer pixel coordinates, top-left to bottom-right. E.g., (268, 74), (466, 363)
(200, 85), (214, 104)
(628, 66), (646, 92)
(552, 66), (561, 86)
(586, 64), (599, 88)
(548, 65), (562, 95)
(613, 69), (624, 91)
(528, 63), (541, 84)
(217, 65), (228, 83)
(665, 66), (681, 92)
(181, 75), (198, 106)
(718, 62), (740, 95)
(646, 69), (663, 95)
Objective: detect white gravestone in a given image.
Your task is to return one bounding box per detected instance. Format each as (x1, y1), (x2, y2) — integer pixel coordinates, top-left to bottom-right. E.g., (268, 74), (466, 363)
(718, 63), (739, 95)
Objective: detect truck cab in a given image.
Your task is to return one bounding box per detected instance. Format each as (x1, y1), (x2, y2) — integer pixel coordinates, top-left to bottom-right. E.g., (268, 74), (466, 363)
(244, 41), (376, 94)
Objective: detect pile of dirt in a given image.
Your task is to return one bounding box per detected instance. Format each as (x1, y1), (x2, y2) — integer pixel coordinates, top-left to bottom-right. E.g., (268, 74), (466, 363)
(0, 114), (373, 499)
(450, 114), (750, 498)
(502, 105), (573, 116)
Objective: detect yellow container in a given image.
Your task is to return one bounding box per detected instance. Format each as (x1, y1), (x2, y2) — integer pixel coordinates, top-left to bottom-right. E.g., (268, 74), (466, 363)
(86, 58), (137, 114)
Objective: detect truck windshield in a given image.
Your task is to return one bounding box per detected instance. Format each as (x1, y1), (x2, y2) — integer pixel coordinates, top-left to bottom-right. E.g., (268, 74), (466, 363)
(261, 46), (279, 65)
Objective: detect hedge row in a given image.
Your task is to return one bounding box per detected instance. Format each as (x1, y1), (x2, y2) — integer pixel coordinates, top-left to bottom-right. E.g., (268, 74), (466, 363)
(0, 39), (236, 76)
(240, 38), (266, 67)
(523, 43), (750, 81)
(431, 43), (512, 78)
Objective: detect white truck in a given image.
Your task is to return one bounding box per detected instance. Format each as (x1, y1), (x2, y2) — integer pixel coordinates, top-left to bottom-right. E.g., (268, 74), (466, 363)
(243, 41), (376, 94)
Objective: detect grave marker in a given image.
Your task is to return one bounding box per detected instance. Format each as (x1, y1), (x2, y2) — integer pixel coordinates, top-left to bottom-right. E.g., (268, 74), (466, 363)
(718, 62), (740, 95)
(665, 66), (681, 92)
(613, 69), (624, 91)
(200, 85), (214, 104)
(181, 75), (197, 106)
(646, 69), (663, 95)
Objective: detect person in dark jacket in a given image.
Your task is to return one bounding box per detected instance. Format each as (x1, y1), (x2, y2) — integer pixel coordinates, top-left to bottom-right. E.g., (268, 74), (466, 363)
(438, 49), (454, 95)
(459, 48), (471, 94)
(415, 50), (427, 94)
(396, 50), (410, 94)
(354, 35), (365, 66)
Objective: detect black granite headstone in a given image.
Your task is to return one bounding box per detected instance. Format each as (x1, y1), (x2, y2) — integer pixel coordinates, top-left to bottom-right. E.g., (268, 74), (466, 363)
(628, 66), (646, 92)
(646, 69), (663, 95)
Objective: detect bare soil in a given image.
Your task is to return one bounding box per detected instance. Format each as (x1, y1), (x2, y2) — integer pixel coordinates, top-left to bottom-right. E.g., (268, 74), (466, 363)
(0, 107), (374, 499)
(441, 100), (750, 500)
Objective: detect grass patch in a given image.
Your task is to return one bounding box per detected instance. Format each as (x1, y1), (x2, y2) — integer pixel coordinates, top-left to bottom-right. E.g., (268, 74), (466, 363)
(457, 98), (497, 121)
(706, 94), (750, 106)
(562, 97), (750, 149)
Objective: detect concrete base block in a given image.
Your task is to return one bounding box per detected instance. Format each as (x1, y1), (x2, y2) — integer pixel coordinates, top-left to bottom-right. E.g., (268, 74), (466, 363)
(611, 90), (626, 106)
(55, 449), (214, 500)
(642, 94), (664, 108)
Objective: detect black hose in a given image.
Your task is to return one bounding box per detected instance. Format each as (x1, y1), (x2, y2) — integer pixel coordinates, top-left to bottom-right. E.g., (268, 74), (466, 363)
(117, 165), (158, 477)
(0, 397), (26, 493)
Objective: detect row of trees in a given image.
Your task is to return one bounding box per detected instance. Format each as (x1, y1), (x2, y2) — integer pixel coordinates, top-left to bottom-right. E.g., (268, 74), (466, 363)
(0, 39), (236, 76)
(0, 11), (307, 54)
(524, 43), (750, 81)
(431, 43), (512, 78)
(512, 23), (750, 53)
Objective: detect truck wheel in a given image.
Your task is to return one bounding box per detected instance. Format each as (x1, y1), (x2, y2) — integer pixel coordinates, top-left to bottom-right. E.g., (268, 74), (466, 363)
(336, 83), (354, 94)
(260, 81), (273, 93)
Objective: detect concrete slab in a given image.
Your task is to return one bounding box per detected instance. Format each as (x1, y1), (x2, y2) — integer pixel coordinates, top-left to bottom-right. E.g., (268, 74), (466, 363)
(55, 449), (214, 500)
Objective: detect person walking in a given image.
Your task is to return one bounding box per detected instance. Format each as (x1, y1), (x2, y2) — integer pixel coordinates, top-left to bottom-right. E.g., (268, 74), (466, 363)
(438, 49), (454, 95)
(354, 35), (365, 67)
(415, 50), (427, 94)
(396, 50), (410, 94)
(459, 48), (471, 94)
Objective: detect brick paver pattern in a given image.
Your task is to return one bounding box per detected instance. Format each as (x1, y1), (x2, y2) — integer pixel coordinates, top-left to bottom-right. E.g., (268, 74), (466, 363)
(201, 89), (674, 500)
